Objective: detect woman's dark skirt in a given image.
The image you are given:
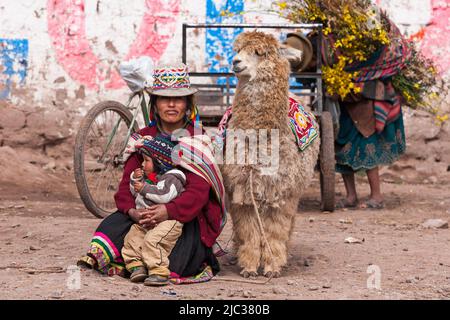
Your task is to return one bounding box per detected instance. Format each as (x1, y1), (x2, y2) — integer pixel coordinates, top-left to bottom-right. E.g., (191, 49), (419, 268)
(78, 212), (220, 283)
(335, 107), (406, 174)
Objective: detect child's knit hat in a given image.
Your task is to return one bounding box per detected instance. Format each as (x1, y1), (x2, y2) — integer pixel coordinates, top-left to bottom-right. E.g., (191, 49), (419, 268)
(138, 134), (177, 174)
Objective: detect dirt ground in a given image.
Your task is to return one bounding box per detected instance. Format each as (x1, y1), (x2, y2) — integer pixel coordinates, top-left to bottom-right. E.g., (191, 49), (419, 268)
(0, 161), (449, 300)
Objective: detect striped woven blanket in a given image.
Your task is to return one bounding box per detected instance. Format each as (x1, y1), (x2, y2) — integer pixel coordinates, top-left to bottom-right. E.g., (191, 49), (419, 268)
(175, 134), (227, 231)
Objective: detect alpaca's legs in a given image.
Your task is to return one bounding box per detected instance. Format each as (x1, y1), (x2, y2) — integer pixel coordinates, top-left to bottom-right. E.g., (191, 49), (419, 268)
(289, 214), (296, 238)
(226, 225), (241, 266)
(232, 207), (262, 277)
(260, 208), (294, 277)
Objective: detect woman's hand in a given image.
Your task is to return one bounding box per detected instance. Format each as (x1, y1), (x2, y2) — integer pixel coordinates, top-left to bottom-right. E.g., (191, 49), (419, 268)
(139, 204), (169, 229)
(128, 208), (148, 223)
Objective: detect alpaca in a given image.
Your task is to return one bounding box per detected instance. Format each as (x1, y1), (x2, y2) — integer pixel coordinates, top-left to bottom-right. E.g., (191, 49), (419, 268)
(221, 31), (320, 278)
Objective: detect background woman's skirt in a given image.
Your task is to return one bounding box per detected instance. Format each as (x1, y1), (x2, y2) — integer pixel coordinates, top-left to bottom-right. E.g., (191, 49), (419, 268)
(335, 107), (406, 174)
(77, 212), (219, 283)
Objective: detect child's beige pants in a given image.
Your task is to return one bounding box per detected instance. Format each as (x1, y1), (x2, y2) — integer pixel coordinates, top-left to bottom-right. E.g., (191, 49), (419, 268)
(122, 220), (183, 277)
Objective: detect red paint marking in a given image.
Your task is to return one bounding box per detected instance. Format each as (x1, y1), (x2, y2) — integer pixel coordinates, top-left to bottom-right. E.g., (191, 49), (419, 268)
(419, 0), (450, 74)
(409, 27), (426, 41)
(47, 0), (180, 90)
(376, 0), (449, 74)
(47, 0), (101, 89)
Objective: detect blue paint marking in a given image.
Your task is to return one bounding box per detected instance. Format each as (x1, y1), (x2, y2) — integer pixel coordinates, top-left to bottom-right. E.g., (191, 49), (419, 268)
(205, 2), (303, 92)
(206, 0), (243, 86)
(0, 39), (28, 99)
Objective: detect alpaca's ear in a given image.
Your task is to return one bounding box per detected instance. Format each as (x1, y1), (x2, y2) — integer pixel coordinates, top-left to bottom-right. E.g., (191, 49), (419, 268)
(255, 46), (266, 57)
(233, 37), (243, 53)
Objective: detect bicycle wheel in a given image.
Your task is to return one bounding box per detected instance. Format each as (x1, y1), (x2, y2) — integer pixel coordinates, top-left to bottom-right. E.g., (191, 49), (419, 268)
(74, 101), (139, 218)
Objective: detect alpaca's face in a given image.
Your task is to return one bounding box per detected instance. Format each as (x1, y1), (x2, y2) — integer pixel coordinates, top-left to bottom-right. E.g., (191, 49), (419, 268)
(232, 48), (262, 81)
(232, 44), (303, 81)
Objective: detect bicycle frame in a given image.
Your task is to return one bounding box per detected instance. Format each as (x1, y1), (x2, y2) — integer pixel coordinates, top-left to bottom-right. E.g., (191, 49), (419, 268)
(100, 90), (151, 164)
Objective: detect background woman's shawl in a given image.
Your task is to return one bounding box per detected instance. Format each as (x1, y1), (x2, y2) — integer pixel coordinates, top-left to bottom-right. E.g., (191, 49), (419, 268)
(319, 18), (408, 136)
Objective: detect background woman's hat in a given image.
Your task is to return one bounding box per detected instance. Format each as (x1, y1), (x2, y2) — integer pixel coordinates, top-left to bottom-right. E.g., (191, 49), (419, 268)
(148, 63), (198, 97)
(284, 32), (313, 72)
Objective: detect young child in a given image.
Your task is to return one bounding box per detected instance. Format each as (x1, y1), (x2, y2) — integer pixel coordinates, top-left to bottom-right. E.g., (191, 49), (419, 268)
(121, 136), (186, 286)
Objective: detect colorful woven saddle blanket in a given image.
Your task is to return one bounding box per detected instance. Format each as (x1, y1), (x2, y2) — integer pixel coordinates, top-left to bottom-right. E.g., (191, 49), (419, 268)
(214, 97), (319, 152)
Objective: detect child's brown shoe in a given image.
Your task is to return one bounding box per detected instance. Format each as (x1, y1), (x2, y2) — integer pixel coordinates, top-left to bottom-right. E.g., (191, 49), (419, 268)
(143, 274), (169, 286)
(130, 267), (148, 283)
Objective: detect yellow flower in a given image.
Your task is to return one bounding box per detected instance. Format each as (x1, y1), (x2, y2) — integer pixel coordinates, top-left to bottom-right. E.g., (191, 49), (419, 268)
(277, 2), (287, 10)
(436, 114), (449, 123)
(429, 92), (438, 99)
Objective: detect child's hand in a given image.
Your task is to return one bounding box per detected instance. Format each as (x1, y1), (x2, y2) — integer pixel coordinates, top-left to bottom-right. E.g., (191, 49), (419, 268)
(134, 181), (144, 193)
(133, 168), (144, 179)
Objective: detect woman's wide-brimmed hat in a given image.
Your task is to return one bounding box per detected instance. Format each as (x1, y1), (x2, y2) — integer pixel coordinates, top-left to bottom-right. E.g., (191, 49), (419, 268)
(147, 63), (198, 97)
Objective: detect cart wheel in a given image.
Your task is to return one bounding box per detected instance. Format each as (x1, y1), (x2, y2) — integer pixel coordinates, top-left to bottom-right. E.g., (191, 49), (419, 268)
(319, 111), (335, 212)
(74, 101), (139, 218)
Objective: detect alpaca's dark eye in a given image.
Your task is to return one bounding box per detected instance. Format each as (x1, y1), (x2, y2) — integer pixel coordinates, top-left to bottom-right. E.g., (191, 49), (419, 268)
(255, 50), (263, 56)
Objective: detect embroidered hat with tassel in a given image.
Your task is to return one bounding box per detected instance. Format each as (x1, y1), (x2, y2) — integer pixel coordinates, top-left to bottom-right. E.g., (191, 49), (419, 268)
(190, 104), (201, 127)
(147, 106), (156, 127)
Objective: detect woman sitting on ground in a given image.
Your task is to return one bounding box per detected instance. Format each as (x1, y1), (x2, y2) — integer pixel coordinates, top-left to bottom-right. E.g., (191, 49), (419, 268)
(77, 63), (226, 284)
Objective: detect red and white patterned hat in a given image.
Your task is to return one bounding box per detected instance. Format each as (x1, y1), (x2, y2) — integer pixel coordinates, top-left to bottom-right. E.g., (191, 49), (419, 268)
(148, 63), (198, 97)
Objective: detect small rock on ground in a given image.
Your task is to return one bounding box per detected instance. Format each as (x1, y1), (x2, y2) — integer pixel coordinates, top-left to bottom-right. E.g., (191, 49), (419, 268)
(272, 286), (288, 294)
(242, 290), (255, 298)
(422, 219), (448, 229)
(50, 290), (64, 299)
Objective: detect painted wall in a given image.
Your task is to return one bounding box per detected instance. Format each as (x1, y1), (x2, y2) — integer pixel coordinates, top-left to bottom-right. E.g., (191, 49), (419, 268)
(377, 0), (450, 74)
(0, 0), (449, 112)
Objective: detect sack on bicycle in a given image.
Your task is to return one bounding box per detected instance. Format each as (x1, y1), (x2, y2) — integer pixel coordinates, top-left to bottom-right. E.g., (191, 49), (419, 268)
(119, 56), (154, 92)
